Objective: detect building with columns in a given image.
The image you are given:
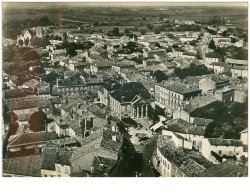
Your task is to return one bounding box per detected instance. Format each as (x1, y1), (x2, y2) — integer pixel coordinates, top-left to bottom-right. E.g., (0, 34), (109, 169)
(109, 82), (154, 119)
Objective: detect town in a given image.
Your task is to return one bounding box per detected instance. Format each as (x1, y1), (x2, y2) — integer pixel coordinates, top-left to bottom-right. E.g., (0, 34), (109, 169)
(2, 4), (248, 177)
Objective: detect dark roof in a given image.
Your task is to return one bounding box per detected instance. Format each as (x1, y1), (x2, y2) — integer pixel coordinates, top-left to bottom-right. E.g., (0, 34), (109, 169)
(192, 117), (213, 126)
(92, 156), (117, 175)
(110, 82), (152, 103)
(71, 128), (123, 160)
(201, 159), (248, 177)
(9, 98), (51, 110)
(184, 95), (218, 113)
(41, 147), (75, 171)
(3, 155), (42, 176)
(207, 138), (244, 147)
(157, 81), (201, 95)
(7, 131), (59, 148)
(165, 118), (205, 136)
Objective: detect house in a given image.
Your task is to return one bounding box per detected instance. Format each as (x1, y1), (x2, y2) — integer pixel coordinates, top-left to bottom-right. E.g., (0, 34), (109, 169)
(163, 118), (205, 151)
(98, 83), (120, 107)
(155, 81), (201, 115)
(9, 97), (51, 117)
(240, 128), (248, 146)
(7, 131), (58, 153)
(204, 52), (220, 65)
(109, 82), (154, 119)
(200, 159), (247, 177)
(201, 138), (244, 164)
(70, 128), (124, 174)
(3, 155), (42, 177)
(173, 95), (218, 123)
(225, 58), (248, 66)
(155, 135), (213, 177)
(40, 138), (80, 177)
(199, 74), (230, 95)
(231, 66), (248, 79)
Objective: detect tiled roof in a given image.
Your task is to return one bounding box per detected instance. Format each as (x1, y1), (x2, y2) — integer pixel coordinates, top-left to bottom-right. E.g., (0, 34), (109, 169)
(41, 147), (75, 171)
(192, 117), (213, 126)
(225, 58), (248, 66)
(240, 128), (248, 134)
(110, 82), (152, 103)
(9, 98), (51, 110)
(23, 79), (40, 87)
(165, 118), (205, 136)
(3, 155), (42, 176)
(207, 138), (244, 147)
(157, 81), (201, 95)
(71, 128), (123, 160)
(7, 131), (59, 148)
(46, 137), (79, 148)
(157, 135), (213, 177)
(92, 156), (117, 175)
(184, 95), (218, 113)
(201, 159), (248, 177)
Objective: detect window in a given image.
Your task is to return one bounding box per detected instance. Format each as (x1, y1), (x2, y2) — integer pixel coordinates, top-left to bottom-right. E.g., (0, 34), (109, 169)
(193, 141), (196, 145)
(219, 150), (222, 155)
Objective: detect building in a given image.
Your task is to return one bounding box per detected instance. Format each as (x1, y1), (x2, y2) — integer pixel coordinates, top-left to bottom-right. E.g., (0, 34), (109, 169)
(201, 138), (244, 164)
(155, 81), (201, 115)
(7, 131), (58, 153)
(155, 135), (213, 177)
(200, 159), (248, 177)
(240, 128), (248, 146)
(173, 95), (218, 123)
(163, 118), (205, 151)
(109, 82), (154, 119)
(199, 75), (230, 94)
(70, 127), (123, 174)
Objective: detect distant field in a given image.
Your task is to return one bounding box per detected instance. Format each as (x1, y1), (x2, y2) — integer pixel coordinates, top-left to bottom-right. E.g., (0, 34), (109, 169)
(2, 5), (248, 29)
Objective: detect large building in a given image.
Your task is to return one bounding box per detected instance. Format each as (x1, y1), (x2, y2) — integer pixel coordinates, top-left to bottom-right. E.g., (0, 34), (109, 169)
(155, 81), (201, 115)
(109, 82), (154, 119)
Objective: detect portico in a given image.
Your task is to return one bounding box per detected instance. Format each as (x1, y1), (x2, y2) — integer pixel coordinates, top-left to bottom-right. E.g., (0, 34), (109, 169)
(131, 102), (149, 119)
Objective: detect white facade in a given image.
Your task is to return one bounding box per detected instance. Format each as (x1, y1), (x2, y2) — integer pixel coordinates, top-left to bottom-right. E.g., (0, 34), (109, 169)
(201, 138), (244, 164)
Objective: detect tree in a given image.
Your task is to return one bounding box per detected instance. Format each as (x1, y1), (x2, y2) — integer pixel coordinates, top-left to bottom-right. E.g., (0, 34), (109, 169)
(28, 109), (48, 132)
(140, 28), (148, 35)
(112, 27), (120, 36)
(124, 28), (130, 35)
(154, 27), (161, 34)
(18, 39), (24, 46)
(208, 39), (216, 50)
(24, 38), (29, 46)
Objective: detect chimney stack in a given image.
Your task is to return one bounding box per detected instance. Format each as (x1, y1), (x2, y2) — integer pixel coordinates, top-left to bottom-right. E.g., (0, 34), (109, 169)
(112, 135), (117, 142)
(112, 125), (116, 132)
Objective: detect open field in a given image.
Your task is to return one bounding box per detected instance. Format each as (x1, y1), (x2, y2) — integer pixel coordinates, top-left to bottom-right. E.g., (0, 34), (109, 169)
(3, 5), (248, 29)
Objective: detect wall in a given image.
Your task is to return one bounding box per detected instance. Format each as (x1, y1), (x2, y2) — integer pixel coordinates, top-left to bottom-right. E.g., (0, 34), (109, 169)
(240, 132), (248, 145)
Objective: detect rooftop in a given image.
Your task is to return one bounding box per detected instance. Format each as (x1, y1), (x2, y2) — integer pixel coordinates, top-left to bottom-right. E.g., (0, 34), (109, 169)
(165, 118), (205, 136)
(157, 81), (201, 95)
(207, 138), (244, 147)
(7, 131), (59, 148)
(201, 159), (248, 177)
(157, 135), (213, 177)
(184, 95), (218, 113)
(110, 82), (152, 103)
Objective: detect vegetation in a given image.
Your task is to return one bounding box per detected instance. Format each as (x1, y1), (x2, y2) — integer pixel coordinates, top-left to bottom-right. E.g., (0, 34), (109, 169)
(193, 101), (248, 139)
(28, 109), (51, 132)
(174, 63), (214, 79)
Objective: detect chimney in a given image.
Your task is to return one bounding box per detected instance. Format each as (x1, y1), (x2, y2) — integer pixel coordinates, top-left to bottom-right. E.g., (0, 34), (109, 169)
(79, 119), (82, 127)
(112, 135), (117, 142)
(112, 125), (116, 132)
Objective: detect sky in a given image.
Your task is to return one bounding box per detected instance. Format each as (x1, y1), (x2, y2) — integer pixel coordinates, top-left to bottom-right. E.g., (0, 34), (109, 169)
(2, 2), (248, 10)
